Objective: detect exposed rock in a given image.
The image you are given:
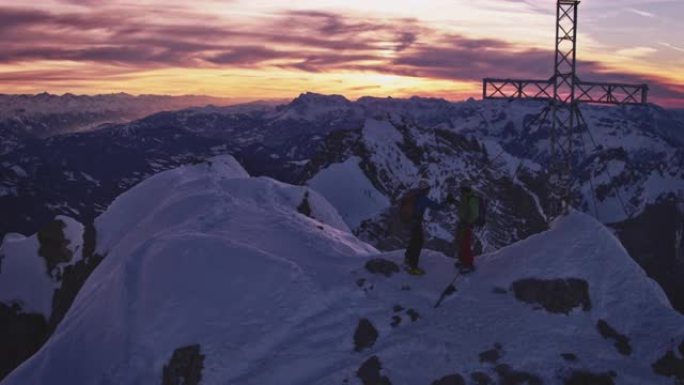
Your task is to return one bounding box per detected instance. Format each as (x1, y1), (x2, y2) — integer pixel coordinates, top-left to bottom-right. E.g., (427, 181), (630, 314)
(406, 309), (420, 322)
(296, 191), (313, 217)
(390, 315), (401, 328)
(479, 343), (503, 364)
(493, 287), (508, 294)
(561, 353), (578, 362)
(596, 320), (632, 356)
(392, 304), (404, 312)
(0, 303), (48, 381)
(356, 356), (392, 385)
(652, 339), (684, 381)
(431, 373), (465, 385)
(471, 371), (494, 385)
(495, 364), (543, 385)
(36, 220), (73, 277)
(162, 344), (205, 385)
(49, 253), (103, 330)
(354, 318), (378, 352)
(510, 278), (591, 314)
(365, 258), (400, 277)
(1, 221), (102, 382)
(564, 371), (615, 385)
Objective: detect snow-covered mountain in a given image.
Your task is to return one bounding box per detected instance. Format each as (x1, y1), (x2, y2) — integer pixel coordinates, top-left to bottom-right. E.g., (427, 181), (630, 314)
(0, 92), (240, 140)
(1, 93), (682, 313)
(2, 156), (683, 385)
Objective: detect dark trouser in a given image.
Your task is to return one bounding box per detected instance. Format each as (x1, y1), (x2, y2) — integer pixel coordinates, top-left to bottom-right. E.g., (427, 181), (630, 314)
(404, 220), (424, 269)
(456, 224), (474, 267)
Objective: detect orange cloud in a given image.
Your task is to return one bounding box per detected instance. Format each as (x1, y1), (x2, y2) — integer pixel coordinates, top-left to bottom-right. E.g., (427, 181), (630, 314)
(0, 5), (681, 107)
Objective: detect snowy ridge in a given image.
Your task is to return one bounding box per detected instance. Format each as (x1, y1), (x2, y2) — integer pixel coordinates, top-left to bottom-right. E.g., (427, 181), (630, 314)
(3, 157), (683, 385)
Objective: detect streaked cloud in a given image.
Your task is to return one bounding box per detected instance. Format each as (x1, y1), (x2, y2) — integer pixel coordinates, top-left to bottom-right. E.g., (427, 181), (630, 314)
(660, 42), (684, 53)
(627, 8), (656, 18)
(0, 1), (681, 107)
(615, 47), (658, 58)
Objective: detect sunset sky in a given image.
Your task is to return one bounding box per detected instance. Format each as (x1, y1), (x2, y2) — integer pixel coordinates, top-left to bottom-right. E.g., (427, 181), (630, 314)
(1, 0), (682, 107)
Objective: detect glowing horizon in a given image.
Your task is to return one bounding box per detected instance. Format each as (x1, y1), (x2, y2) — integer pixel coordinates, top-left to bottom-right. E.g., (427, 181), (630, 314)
(1, 0), (682, 107)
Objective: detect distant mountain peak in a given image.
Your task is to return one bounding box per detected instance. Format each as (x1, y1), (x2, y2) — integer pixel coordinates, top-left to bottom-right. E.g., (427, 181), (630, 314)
(290, 92), (351, 106)
(275, 92), (356, 121)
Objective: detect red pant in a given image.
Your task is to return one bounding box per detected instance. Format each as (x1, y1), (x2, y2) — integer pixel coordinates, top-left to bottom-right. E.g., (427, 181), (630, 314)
(457, 225), (474, 267)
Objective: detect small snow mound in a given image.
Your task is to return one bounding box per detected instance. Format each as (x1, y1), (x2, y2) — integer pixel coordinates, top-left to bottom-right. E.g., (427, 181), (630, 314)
(2, 233), (27, 243)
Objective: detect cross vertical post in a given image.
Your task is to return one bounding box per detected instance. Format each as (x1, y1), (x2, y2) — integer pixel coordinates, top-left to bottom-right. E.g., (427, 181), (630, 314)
(549, 0), (581, 216)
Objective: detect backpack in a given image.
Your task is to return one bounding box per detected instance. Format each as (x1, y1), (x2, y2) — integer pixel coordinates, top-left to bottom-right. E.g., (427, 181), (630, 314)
(473, 195), (487, 227)
(399, 189), (420, 223)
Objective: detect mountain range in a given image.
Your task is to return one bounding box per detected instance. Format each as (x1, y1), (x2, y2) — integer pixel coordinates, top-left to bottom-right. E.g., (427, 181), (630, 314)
(1, 92), (683, 382)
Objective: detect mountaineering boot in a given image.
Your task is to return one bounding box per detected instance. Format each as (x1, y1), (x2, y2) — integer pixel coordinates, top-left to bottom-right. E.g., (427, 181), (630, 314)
(404, 264), (425, 276)
(454, 261), (475, 275)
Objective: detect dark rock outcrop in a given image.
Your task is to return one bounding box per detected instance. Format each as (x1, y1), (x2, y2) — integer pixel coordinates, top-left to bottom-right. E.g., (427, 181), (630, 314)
(511, 278), (591, 314)
(0, 221), (103, 382)
(354, 318), (378, 352)
(652, 339), (684, 381)
(494, 364), (543, 385)
(564, 371), (615, 385)
(561, 353), (578, 362)
(431, 373), (465, 385)
(596, 320), (632, 356)
(364, 259), (400, 277)
(406, 309), (420, 322)
(479, 343), (503, 364)
(493, 287), (508, 294)
(471, 371), (494, 385)
(0, 303), (48, 380)
(297, 191), (313, 217)
(36, 220), (73, 277)
(162, 344), (205, 385)
(356, 356), (392, 385)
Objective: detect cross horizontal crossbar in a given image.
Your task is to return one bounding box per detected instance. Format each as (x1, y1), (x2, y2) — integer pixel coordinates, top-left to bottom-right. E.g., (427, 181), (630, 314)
(482, 78), (648, 105)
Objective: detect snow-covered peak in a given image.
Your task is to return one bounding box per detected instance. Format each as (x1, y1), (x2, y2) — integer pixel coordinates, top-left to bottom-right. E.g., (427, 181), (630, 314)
(94, 155), (355, 256)
(3, 157), (683, 385)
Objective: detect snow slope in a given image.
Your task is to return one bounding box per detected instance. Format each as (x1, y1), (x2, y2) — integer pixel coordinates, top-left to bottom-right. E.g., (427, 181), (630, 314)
(308, 156), (390, 228)
(3, 157), (683, 385)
